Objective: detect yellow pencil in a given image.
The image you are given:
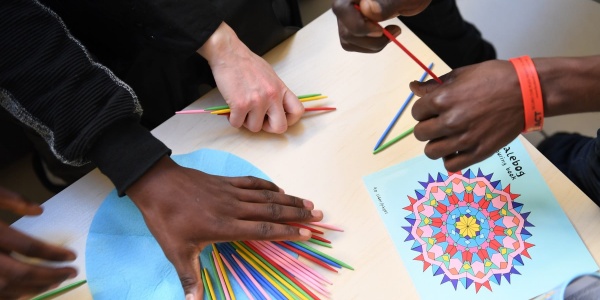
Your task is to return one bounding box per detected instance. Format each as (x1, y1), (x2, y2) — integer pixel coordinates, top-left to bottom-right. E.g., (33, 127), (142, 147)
(235, 249), (299, 300)
(234, 243), (307, 300)
(203, 268), (217, 300)
(213, 244), (236, 300)
(211, 95), (328, 115)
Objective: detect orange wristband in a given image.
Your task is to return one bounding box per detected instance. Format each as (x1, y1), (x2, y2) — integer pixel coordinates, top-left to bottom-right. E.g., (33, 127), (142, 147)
(509, 56), (544, 132)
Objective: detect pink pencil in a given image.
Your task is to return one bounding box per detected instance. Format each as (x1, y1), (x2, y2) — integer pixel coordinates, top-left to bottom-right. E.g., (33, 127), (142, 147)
(257, 241), (332, 285)
(308, 222), (344, 232)
(219, 253), (255, 300)
(251, 242), (331, 297)
(231, 254), (272, 300)
(211, 252), (231, 300)
(175, 109), (210, 114)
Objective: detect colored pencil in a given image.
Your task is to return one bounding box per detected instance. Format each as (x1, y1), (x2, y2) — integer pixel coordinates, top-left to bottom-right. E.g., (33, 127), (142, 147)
(230, 251), (273, 300)
(202, 268), (212, 300)
(234, 242), (307, 300)
(212, 251), (232, 300)
(373, 63), (432, 150)
(287, 223), (324, 235)
(249, 241), (330, 297)
(210, 96), (328, 115)
(309, 235), (331, 244)
(307, 222), (344, 232)
(235, 249), (298, 300)
(352, 5), (441, 83)
(175, 94), (323, 114)
(207, 250), (227, 300)
(31, 279), (87, 300)
(204, 268), (218, 300)
(284, 242), (342, 269)
(308, 238), (332, 248)
(213, 245), (236, 300)
(256, 241), (332, 285)
(292, 242), (354, 271)
(219, 252), (256, 300)
(276, 242), (338, 273)
(219, 246), (263, 299)
(373, 126), (415, 154)
(243, 242), (320, 300)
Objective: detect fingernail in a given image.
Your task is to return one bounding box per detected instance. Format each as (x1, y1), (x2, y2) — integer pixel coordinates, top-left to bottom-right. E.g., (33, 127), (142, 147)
(299, 228), (311, 237)
(367, 0), (382, 14)
(186, 294), (194, 300)
(311, 210), (323, 218)
(367, 31), (383, 38)
(69, 272), (77, 279)
(303, 199), (314, 209)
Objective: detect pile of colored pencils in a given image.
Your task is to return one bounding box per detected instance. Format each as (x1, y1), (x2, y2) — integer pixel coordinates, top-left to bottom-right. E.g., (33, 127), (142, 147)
(200, 222), (350, 300)
(176, 94), (335, 116)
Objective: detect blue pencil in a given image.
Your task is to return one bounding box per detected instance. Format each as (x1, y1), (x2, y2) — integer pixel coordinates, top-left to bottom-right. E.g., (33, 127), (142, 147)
(373, 62), (434, 150)
(283, 241), (342, 269)
(223, 243), (286, 300)
(216, 244), (262, 299)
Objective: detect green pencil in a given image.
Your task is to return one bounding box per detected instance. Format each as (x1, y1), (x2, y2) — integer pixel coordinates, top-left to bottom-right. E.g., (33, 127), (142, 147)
(203, 93), (321, 111)
(373, 126), (415, 154)
(31, 279), (87, 300)
(308, 238), (332, 248)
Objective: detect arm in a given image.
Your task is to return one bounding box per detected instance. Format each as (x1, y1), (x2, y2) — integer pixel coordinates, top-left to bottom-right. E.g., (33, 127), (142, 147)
(409, 56), (600, 172)
(89, 0), (304, 133)
(1, 2), (322, 299)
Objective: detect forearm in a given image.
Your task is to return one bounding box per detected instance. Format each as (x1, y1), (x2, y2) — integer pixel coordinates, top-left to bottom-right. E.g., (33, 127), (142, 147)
(535, 56), (600, 117)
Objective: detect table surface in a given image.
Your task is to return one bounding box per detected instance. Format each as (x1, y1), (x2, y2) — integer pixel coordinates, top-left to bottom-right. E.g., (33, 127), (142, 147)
(13, 9), (600, 300)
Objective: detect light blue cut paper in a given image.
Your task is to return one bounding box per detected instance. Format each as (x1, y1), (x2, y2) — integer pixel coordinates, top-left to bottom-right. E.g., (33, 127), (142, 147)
(87, 149), (276, 300)
(363, 138), (598, 300)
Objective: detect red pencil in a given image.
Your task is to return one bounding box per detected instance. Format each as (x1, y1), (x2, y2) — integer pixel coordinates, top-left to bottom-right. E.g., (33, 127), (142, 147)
(275, 242), (338, 273)
(353, 4), (442, 84)
(310, 235), (331, 244)
(286, 223), (324, 235)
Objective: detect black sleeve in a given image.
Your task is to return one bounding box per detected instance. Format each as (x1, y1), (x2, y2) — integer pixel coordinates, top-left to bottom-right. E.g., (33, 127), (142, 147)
(0, 0), (170, 195)
(80, 0), (224, 54)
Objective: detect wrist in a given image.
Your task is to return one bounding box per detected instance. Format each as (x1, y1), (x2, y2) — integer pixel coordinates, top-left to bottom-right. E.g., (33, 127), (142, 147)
(197, 22), (244, 66)
(126, 155), (178, 206)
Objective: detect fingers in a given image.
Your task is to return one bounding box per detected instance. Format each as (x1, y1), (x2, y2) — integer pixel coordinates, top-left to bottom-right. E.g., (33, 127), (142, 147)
(235, 201), (322, 224)
(0, 254), (76, 298)
(243, 104), (270, 133)
(227, 176), (281, 192)
(281, 90), (304, 127)
(0, 225), (76, 262)
(332, 0), (383, 36)
(169, 249), (203, 300)
(262, 102), (288, 134)
(0, 187), (42, 216)
(224, 221), (315, 241)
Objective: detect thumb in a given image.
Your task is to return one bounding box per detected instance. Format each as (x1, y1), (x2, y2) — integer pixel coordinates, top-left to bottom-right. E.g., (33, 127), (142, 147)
(409, 78), (441, 97)
(172, 251), (204, 300)
(362, 0), (432, 19)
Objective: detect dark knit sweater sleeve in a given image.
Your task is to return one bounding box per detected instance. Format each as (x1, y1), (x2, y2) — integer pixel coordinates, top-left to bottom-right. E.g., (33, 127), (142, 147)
(85, 0), (224, 54)
(0, 0), (170, 195)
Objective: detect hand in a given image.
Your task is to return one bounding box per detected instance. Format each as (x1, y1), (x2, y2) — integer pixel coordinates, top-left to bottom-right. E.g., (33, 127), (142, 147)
(332, 0), (431, 53)
(198, 22), (303, 133)
(410, 60), (524, 171)
(126, 156), (324, 300)
(0, 187), (77, 300)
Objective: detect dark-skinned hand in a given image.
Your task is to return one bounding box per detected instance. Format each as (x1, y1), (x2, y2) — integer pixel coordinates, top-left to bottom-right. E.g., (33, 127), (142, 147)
(0, 187), (77, 300)
(126, 156), (324, 300)
(410, 60), (525, 172)
(332, 0), (432, 53)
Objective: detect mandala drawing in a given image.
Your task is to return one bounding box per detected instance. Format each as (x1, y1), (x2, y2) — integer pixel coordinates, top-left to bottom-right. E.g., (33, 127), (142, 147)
(402, 169), (535, 293)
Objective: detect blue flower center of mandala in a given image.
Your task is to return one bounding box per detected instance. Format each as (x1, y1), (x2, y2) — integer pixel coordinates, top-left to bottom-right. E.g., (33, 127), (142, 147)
(446, 207), (490, 249)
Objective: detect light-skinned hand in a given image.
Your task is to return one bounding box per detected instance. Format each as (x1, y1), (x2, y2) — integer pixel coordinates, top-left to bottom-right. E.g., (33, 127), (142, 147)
(198, 22), (304, 134)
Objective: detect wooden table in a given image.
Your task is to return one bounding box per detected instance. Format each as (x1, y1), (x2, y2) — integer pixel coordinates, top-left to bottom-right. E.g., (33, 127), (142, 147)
(12, 10), (600, 299)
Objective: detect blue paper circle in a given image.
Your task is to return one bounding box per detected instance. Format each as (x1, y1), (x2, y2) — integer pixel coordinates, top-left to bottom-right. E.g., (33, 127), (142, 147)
(86, 149), (269, 299)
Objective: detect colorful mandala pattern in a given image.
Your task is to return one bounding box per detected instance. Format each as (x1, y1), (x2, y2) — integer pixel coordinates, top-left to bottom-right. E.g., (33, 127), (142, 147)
(402, 169), (535, 293)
